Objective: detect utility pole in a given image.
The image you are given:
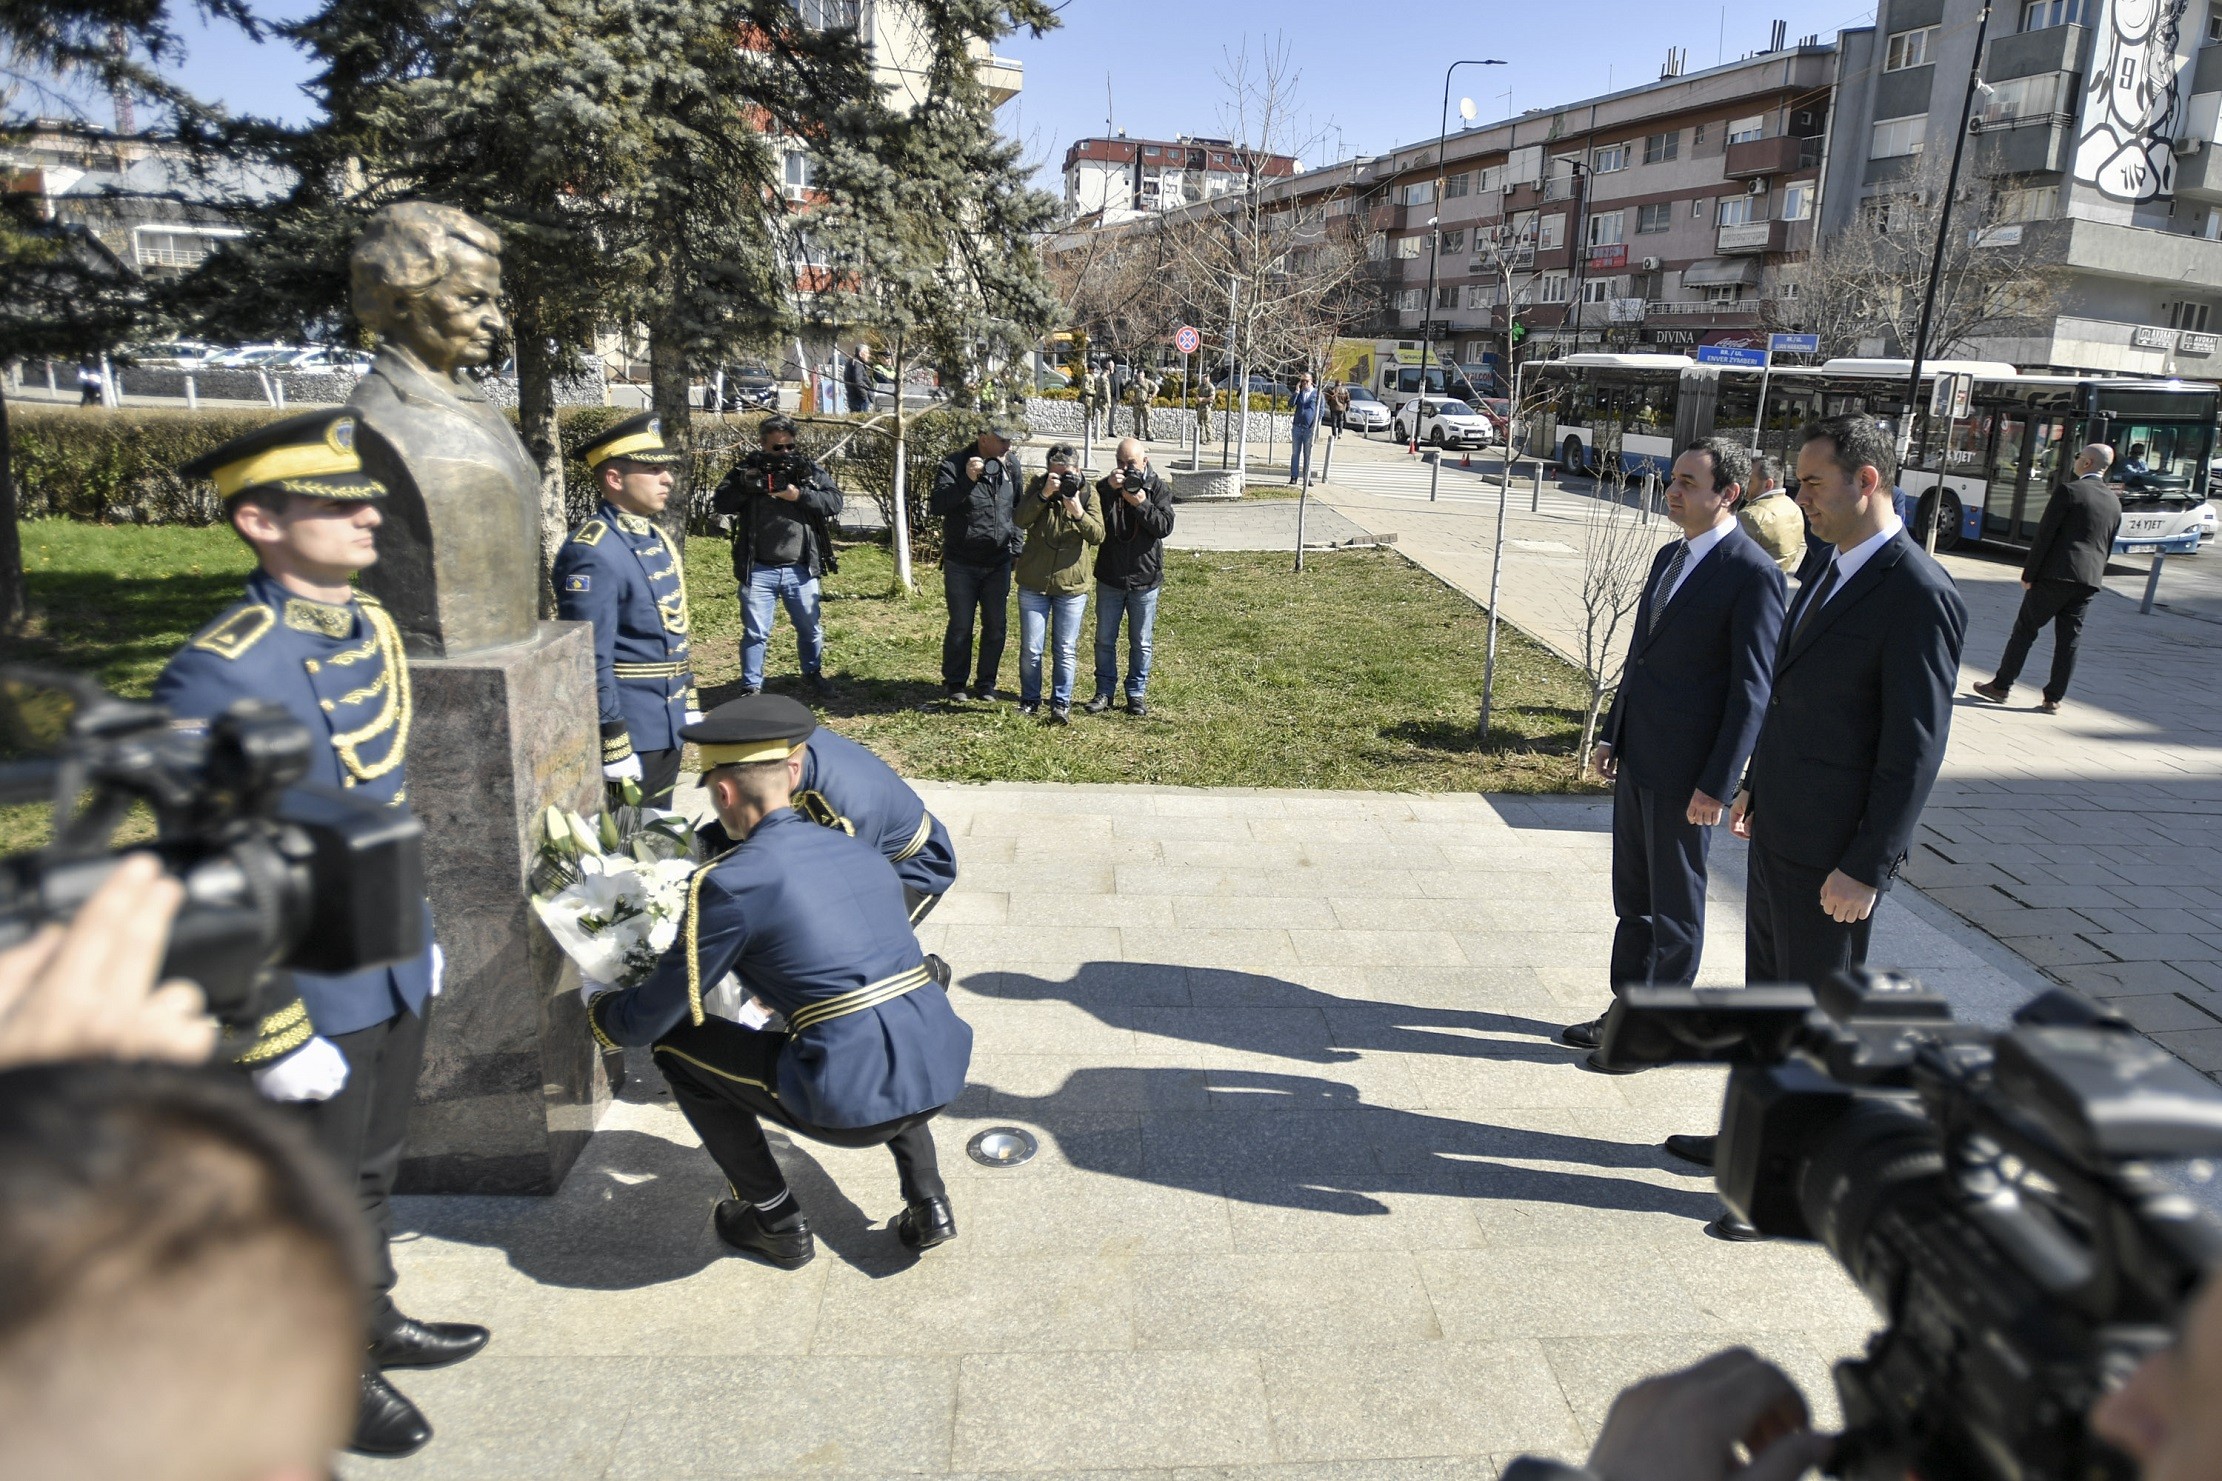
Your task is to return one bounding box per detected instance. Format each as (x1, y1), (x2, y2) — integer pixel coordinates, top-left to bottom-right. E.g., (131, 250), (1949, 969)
(1414, 59), (1506, 451)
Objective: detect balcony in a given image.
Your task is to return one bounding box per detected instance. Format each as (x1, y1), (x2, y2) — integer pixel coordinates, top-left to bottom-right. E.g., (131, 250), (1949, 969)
(2017, 216), (2222, 283)
(1715, 219), (1786, 254)
(1723, 135), (1806, 178)
(2176, 140), (2222, 200)
(1985, 23), (2090, 82)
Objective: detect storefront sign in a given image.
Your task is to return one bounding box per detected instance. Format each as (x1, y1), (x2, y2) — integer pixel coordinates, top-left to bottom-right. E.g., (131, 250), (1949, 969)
(1587, 243), (1627, 268)
(1644, 327), (1701, 347)
(2179, 332), (2218, 356)
(1717, 222), (1774, 251)
(2133, 325), (2178, 349)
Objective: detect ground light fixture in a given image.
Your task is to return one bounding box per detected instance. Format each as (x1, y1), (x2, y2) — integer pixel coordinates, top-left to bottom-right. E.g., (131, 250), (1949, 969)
(966, 1126), (1039, 1167)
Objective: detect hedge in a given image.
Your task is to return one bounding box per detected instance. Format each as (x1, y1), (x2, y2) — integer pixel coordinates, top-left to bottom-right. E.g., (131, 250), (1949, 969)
(6, 402), (1021, 559)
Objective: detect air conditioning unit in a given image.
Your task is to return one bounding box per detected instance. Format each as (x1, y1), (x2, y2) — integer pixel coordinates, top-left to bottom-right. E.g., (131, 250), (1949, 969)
(1641, 256), (1663, 271)
(1749, 178), (1768, 194)
(2175, 134), (2206, 156)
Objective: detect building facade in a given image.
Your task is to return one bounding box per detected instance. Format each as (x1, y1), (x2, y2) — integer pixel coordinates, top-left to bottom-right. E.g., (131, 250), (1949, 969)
(1820, 0), (2222, 375)
(1062, 135), (1299, 220)
(1, 123), (282, 277)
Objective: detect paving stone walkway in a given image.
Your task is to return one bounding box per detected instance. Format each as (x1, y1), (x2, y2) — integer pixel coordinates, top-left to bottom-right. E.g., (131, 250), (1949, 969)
(347, 783), (2044, 1480)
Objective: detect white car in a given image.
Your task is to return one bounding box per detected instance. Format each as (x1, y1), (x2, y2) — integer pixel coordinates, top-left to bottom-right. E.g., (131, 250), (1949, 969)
(1339, 385), (1391, 433)
(283, 346), (375, 375)
(2198, 499), (2218, 544)
(207, 343), (300, 368)
(1392, 396), (1494, 449)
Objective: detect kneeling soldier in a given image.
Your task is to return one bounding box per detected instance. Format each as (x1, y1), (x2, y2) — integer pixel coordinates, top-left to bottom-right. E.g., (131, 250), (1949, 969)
(585, 695), (973, 1268)
(154, 407), (487, 1461)
(556, 413), (698, 808)
(700, 696), (957, 922)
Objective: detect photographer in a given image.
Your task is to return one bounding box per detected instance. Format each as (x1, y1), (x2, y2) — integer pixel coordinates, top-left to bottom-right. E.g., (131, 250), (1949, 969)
(1087, 438), (1175, 717)
(929, 427), (1025, 703)
(1013, 445), (1104, 722)
(715, 414), (842, 699)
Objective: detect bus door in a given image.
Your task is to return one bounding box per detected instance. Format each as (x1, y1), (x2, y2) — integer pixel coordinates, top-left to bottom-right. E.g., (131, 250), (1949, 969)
(1983, 413), (2031, 540)
(1676, 368), (1720, 450)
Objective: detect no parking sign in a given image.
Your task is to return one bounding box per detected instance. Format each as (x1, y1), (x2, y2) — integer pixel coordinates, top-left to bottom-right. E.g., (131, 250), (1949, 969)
(1173, 325), (1201, 355)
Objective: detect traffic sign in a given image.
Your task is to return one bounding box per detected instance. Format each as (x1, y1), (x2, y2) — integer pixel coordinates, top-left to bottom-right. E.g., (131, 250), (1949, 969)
(1173, 325), (1201, 355)
(1768, 332), (1820, 354)
(1696, 345), (1766, 368)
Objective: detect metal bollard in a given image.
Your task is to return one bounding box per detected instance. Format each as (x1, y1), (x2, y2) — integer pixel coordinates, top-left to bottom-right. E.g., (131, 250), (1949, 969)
(1427, 450), (1441, 502)
(1641, 471), (1656, 522)
(2142, 551), (2167, 615)
(1530, 462), (1542, 513)
(1319, 431), (1335, 483)
(183, 373), (198, 412)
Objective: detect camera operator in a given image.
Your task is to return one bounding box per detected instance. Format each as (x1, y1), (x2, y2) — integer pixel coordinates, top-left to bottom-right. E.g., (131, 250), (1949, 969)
(155, 409), (486, 1460)
(930, 426), (1025, 704)
(715, 414), (842, 700)
(1086, 438), (1175, 717)
(1013, 445), (1104, 722)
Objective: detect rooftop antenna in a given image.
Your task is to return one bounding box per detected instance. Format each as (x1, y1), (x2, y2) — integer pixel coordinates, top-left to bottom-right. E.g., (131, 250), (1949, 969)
(1770, 18), (1788, 50)
(1105, 74), (1113, 140)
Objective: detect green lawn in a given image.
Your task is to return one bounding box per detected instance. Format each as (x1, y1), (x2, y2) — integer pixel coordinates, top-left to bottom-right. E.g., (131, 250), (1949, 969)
(0, 521), (1599, 806)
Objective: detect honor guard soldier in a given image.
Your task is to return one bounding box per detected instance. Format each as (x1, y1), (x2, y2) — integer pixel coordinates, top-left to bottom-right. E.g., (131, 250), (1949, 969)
(585, 694), (973, 1269)
(555, 413), (698, 808)
(698, 696), (956, 922)
(153, 407), (488, 1461)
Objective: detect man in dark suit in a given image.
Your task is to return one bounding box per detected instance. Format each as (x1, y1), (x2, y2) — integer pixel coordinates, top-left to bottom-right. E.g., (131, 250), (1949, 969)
(1972, 443), (2121, 714)
(1562, 438), (1785, 1062)
(1663, 417), (1968, 1228)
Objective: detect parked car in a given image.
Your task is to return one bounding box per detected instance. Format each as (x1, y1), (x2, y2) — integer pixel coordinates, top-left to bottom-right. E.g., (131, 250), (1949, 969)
(1475, 397), (1512, 439)
(1339, 383), (1391, 433)
(1392, 396), (1494, 449)
(206, 343), (300, 368)
(283, 345), (374, 374)
(1211, 368), (1293, 401)
(126, 340), (217, 368)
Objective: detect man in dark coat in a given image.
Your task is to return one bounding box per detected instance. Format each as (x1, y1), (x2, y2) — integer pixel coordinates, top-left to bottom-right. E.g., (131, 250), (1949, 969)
(1972, 443), (2122, 714)
(714, 414), (843, 698)
(929, 427), (1024, 702)
(1563, 438), (1785, 1062)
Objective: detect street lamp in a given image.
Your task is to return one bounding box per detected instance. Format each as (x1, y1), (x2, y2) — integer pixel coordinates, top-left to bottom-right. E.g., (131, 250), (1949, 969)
(1411, 57), (1506, 451)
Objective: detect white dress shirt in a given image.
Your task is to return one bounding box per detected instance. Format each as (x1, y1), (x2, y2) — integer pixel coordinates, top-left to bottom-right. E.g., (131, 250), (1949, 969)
(1809, 515), (1904, 610)
(1655, 517), (1737, 610)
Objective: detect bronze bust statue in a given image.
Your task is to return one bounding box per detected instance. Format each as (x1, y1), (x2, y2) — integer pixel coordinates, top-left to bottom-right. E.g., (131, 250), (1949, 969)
(347, 202), (542, 656)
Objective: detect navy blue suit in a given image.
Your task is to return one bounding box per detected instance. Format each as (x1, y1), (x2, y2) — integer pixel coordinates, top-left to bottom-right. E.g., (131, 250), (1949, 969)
(589, 809), (972, 1205)
(152, 570), (438, 1335)
(1600, 527), (1785, 990)
(553, 503), (696, 778)
(1743, 530), (1967, 985)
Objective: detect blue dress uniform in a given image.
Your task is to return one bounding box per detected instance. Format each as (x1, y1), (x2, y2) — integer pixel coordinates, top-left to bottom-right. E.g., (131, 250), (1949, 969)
(796, 726), (957, 919)
(586, 698), (972, 1265)
(153, 407), (483, 1453)
(554, 414), (696, 806)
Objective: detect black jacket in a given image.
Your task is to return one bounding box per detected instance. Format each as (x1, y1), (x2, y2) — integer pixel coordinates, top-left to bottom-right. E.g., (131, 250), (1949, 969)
(929, 446), (1024, 566)
(1743, 530), (1968, 891)
(2023, 473), (2121, 588)
(1092, 466), (1176, 590)
(1602, 526), (1785, 804)
(715, 453), (844, 585)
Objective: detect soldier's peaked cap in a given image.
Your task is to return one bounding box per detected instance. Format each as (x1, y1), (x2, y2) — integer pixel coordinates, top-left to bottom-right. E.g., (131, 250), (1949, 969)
(179, 407), (385, 502)
(685, 693), (817, 770)
(577, 412), (680, 469)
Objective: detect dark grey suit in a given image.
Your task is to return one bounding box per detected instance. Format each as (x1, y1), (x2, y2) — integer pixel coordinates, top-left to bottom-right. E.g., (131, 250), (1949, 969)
(1990, 473), (2122, 704)
(1743, 530), (1967, 985)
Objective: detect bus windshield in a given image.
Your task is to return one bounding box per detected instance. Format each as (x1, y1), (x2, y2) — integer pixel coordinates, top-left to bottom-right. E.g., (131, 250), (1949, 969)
(2097, 420), (2206, 498)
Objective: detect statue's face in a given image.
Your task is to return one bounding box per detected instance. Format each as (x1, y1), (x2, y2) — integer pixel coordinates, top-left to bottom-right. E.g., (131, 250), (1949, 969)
(396, 245), (507, 374)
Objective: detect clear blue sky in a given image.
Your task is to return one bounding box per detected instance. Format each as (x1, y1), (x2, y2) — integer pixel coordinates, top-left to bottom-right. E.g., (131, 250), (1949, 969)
(47, 0), (1881, 188)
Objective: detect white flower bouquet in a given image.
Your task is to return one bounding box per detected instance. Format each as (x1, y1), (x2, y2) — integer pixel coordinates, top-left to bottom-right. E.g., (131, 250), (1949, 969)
(529, 798), (700, 992)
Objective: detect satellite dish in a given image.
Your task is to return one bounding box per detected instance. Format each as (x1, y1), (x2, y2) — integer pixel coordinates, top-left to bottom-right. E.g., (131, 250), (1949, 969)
(1459, 97), (1479, 122)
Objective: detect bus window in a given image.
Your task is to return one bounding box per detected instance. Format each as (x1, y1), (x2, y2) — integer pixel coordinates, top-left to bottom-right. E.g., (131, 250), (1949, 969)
(1984, 415), (2028, 540)
(2096, 421), (2205, 497)
(2023, 418), (2067, 540)
(1715, 381), (1758, 441)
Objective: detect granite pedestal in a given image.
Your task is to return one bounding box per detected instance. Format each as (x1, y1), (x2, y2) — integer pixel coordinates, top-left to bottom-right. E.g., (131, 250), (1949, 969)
(395, 619), (608, 1195)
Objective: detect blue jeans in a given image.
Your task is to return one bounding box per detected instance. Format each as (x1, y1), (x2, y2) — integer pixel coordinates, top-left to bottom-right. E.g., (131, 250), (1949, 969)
(1018, 588), (1087, 708)
(1093, 583), (1160, 700)
(741, 562), (823, 689)
(1289, 424), (1317, 482)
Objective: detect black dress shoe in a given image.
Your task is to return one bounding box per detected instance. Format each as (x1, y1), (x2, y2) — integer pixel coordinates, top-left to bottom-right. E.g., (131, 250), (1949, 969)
(714, 1198), (815, 1269)
(1663, 1133), (1718, 1169)
(1581, 1050), (1643, 1075)
(896, 1195), (957, 1252)
(351, 1371), (432, 1458)
(1083, 694), (1113, 714)
(1705, 1214), (1767, 1242)
(1559, 1016), (1604, 1050)
(371, 1316), (491, 1370)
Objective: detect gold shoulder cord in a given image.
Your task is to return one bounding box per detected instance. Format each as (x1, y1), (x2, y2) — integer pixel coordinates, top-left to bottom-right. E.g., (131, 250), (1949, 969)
(330, 601), (412, 782)
(680, 842), (743, 1027)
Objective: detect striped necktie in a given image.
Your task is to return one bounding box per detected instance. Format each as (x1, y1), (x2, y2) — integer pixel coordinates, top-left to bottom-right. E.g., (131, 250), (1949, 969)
(1649, 542), (1688, 632)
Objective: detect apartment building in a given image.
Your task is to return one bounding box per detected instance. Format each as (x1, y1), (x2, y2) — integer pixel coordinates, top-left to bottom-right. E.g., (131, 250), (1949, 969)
(1, 122), (283, 276)
(1062, 134), (1300, 220)
(1820, 0), (2222, 375)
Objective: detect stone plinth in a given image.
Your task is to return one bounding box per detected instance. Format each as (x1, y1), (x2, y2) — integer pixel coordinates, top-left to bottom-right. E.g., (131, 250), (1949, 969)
(1167, 463), (1244, 503)
(397, 620), (608, 1195)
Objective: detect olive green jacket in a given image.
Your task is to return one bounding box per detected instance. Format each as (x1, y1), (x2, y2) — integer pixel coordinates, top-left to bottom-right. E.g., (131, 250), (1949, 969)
(1014, 475), (1106, 595)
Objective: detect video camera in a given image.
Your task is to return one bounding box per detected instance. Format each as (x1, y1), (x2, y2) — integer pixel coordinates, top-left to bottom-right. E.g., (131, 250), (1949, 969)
(0, 669), (426, 1029)
(715, 449), (813, 511)
(1597, 974), (2222, 1481)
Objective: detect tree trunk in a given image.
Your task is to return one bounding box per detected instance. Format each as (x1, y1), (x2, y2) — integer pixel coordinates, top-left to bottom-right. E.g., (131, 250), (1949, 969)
(889, 329), (914, 594)
(646, 305), (694, 551)
(512, 307), (568, 618)
(1578, 685), (1607, 780)
(0, 388), (23, 633)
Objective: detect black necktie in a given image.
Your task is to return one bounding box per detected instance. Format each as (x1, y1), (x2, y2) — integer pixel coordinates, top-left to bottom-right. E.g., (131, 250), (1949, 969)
(1791, 561), (1840, 645)
(1650, 542), (1689, 632)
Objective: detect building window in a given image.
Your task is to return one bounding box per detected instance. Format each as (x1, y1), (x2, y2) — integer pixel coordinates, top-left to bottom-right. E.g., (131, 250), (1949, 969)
(2020, 0), (2088, 28)
(1367, 233), (1388, 260)
(1693, 197), (1709, 217)
(1977, 72), (2072, 126)
(2210, 5), (2222, 42)
(782, 149), (817, 198)
(1636, 202), (1674, 233)
(1436, 284), (1462, 308)
(1538, 274), (1570, 303)
(1726, 114), (1766, 143)
(1538, 213), (1566, 249)
(1644, 130), (1680, 164)
(2167, 300), (2212, 331)
(1706, 284), (1743, 304)
(1780, 181), (1813, 220)
(1477, 165), (1502, 193)
(792, 0), (859, 28)
(1593, 143), (1629, 172)
(1581, 279), (1615, 304)
(1445, 172), (1470, 197)
(1718, 194), (1760, 226)
(1884, 25), (1939, 69)
(1405, 180), (1435, 205)
(1997, 184), (2059, 220)
(1693, 123), (1707, 146)
(1871, 114), (1928, 158)
(1396, 235), (1424, 258)
(1588, 209), (1626, 246)
(1395, 288), (1423, 311)
(132, 227), (238, 269)
(1464, 284), (1498, 310)
(1776, 278), (1801, 301)
(1327, 195), (1355, 217)
(1441, 228), (1467, 252)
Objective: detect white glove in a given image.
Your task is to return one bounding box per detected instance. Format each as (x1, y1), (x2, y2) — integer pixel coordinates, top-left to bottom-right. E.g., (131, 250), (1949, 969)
(579, 976), (613, 1010)
(685, 709), (705, 727)
(604, 754), (643, 782)
(429, 942), (445, 998)
(253, 1035), (350, 1103)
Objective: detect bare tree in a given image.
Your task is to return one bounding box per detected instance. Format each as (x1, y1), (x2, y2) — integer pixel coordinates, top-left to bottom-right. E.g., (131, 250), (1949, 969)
(1573, 475), (1663, 774)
